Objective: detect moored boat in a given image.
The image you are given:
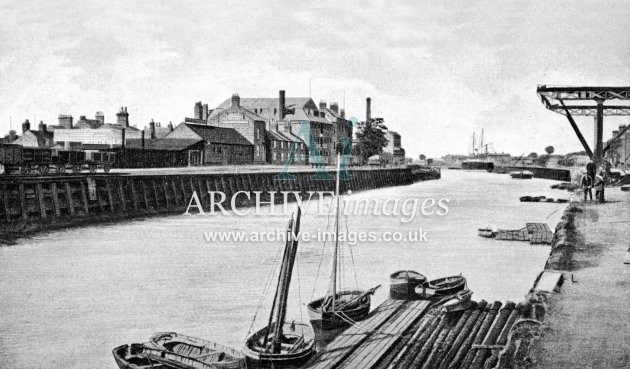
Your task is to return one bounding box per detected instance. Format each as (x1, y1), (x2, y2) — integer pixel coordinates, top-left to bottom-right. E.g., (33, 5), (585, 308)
(147, 332), (246, 369)
(428, 275), (467, 296)
(510, 170), (533, 179)
(112, 344), (168, 369)
(477, 228), (496, 238)
(308, 152), (378, 333)
(389, 270), (427, 300)
(243, 208), (315, 368)
(440, 289), (474, 313)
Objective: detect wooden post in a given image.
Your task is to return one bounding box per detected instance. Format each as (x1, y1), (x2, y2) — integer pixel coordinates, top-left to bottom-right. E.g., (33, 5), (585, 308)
(2, 183), (11, 222)
(79, 181), (89, 214)
(95, 180), (105, 213)
(36, 183), (47, 219)
(170, 179), (179, 206)
(118, 179), (127, 212)
(163, 179), (171, 208)
(106, 178), (115, 212)
(152, 179), (161, 210)
(65, 182), (76, 215)
(180, 177), (188, 205)
(141, 180), (151, 210)
(130, 180), (139, 211)
(18, 183), (28, 220)
(50, 183), (61, 216)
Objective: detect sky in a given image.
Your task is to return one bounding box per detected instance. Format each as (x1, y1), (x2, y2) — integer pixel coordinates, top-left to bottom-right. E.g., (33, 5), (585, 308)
(0, 0), (629, 157)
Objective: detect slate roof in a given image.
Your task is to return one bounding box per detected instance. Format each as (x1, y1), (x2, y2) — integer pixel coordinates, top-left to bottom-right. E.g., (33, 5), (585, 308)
(265, 130), (295, 142)
(98, 123), (141, 131)
(211, 96), (330, 124)
(184, 123), (253, 146)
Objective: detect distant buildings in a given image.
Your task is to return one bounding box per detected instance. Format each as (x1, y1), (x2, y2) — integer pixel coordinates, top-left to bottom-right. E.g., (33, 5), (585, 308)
(606, 124), (630, 168)
(2, 91), (409, 168)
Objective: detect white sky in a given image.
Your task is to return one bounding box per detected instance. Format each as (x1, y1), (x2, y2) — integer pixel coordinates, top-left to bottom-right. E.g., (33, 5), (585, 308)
(1, 0), (629, 157)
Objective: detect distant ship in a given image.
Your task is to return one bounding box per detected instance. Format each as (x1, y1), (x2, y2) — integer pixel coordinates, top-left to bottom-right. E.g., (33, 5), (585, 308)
(461, 129), (499, 171)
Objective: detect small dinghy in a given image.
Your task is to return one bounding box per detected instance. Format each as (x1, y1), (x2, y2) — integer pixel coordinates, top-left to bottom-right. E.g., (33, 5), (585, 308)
(112, 344), (168, 369)
(441, 289), (474, 313)
(389, 270), (427, 300)
(477, 228), (496, 238)
(428, 275), (468, 296)
(148, 332), (246, 369)
(510, 170), (533, 179)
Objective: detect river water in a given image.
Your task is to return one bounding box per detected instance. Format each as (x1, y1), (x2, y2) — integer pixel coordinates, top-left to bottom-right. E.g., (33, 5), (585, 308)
(0, 170), (569, 369)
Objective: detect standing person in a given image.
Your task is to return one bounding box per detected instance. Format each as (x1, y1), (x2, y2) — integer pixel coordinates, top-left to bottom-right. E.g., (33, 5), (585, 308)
(593, 170), (605, 203)
(586, 161), (596, 181)
(581, 173), (593, 201)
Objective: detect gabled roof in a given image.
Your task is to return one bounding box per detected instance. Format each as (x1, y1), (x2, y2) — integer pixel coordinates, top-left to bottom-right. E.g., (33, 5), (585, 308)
(184, 123), (253, 146)
(75, 118), (102, 129)
(266, 130), (294, 142)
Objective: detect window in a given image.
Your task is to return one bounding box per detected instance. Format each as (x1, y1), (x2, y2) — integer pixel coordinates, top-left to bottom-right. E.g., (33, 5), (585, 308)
(256, 145), (260, 156)
(256, 128), (259, 140)
(273, 152), (277, 161)
(273, 141), (277, 148)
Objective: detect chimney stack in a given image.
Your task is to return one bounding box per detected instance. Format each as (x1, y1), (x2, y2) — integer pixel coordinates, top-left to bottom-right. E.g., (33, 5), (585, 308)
(22, 119), (31, 133)
(95, 111), (105, 125)
(38, 121), (47, 133)
(319, 100), (327, 110)
(340, 108), (345, 118)
(168, 121), (174, 132)
(141, 130), (145, 149)
(231, 94), (240, 108)
(330, 102), (339, 114)
(58, 114), (73, 129)
(194, 101), (203, 120)
(116, 107), (129, 127)
(366, 97), (371, 126)
(279, 90), (286, 120)
(9, 130), (16, 142)
(149, 119), (156, 139)
(202, 104), (208, 121)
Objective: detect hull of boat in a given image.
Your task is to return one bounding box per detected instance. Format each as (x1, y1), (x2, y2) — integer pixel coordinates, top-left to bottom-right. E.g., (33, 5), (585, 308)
(243, 323), (315, 369)
(389, 270), (428, 300)
(307, 290), (371, 331)
(462, 161), (494, 171)
(428, 275), (467, 296)
(112, 344), (168, 369)
(147, 332), (246, 369)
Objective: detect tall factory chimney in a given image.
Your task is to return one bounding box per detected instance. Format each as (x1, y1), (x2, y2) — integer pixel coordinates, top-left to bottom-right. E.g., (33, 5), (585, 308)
(366, 97), (371, 126)
(149, 119), (156, 139)
(278, 90), (286, 120)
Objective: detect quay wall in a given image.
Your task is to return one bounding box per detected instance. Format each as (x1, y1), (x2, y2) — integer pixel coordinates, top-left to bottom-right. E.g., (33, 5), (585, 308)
(0, 167), (440, 241)
(494, 165), (571, 182)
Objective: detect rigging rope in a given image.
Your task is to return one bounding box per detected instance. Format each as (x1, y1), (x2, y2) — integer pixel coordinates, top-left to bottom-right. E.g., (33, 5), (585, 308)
(311, 197), (334, 300)
(246, 238), (285, 339)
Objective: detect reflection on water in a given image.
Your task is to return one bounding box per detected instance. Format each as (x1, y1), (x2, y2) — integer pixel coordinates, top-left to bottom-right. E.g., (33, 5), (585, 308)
(0, 170), (568, 369)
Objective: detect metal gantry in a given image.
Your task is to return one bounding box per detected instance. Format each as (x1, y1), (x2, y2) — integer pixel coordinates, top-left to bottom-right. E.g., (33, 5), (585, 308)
(537, 85), (630, 164)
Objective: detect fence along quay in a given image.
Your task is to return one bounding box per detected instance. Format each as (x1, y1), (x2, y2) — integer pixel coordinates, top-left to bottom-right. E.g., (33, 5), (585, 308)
(0, 167), (440, 239)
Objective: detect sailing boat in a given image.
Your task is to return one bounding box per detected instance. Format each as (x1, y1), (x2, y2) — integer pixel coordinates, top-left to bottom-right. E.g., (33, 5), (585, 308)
(307, 152), (380, 332)
(462, 129), (494, 171)
(242, 208), (315, 368)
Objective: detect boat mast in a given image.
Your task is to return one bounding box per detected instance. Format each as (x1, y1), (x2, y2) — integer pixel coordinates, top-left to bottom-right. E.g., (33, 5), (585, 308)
(271, 208), (302, 353)
(328, 152), (342, 310)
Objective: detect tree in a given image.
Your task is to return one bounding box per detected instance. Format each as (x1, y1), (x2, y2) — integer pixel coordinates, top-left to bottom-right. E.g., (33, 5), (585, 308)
(545, 146), (555, 155)
(419, 154), (426, 160)
(354, 117), (389, 162)
(528, 152), (538, 159)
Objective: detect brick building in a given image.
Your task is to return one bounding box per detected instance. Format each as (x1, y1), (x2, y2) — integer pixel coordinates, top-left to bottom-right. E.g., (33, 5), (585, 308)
(165, 123), (254, 165)
(208, 94), (267, 164)
(12, 120), (54, 148)
(606, 124), (630, 168)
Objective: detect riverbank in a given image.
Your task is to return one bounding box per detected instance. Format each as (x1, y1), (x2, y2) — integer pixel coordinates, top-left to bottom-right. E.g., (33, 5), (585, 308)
(530, 187), (630, 368)
(0, 167), (440, 244)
